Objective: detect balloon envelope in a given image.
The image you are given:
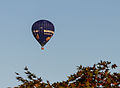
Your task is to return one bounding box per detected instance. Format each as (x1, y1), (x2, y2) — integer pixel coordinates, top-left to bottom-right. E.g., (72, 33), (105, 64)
(32, 20), (55, 48)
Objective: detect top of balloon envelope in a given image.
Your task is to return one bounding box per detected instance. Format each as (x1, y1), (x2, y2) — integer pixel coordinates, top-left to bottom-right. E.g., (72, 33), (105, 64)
(32, 20), (55, 50)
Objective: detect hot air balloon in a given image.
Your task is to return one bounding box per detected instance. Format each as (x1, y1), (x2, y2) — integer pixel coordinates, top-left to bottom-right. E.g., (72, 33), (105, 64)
(32, 20), (55, 50)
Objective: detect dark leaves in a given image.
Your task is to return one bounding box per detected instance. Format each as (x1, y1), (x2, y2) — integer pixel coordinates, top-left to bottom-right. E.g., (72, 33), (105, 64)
(111, 64), (117, 69)
(24, 66), (28, 70)
(13, 61), (120, 88)
(15, 72), (19, 75)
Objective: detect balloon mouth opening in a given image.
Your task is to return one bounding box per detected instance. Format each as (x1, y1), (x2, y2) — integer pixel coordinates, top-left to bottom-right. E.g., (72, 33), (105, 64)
(41, 47), (44, 50)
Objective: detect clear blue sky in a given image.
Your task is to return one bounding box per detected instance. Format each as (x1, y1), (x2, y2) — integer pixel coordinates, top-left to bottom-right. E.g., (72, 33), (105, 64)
(0, 0), (120, 87)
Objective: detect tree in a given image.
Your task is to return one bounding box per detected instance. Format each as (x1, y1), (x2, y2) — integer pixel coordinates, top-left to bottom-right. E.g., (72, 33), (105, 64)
(12, 61), (120, 88)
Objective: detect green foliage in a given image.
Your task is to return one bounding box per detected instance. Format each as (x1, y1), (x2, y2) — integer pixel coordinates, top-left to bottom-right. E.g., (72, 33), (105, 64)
(12, 61), (120, 88)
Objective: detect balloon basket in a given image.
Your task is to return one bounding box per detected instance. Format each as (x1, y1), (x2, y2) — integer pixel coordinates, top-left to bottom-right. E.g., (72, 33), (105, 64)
(41, 47), (44, 50)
